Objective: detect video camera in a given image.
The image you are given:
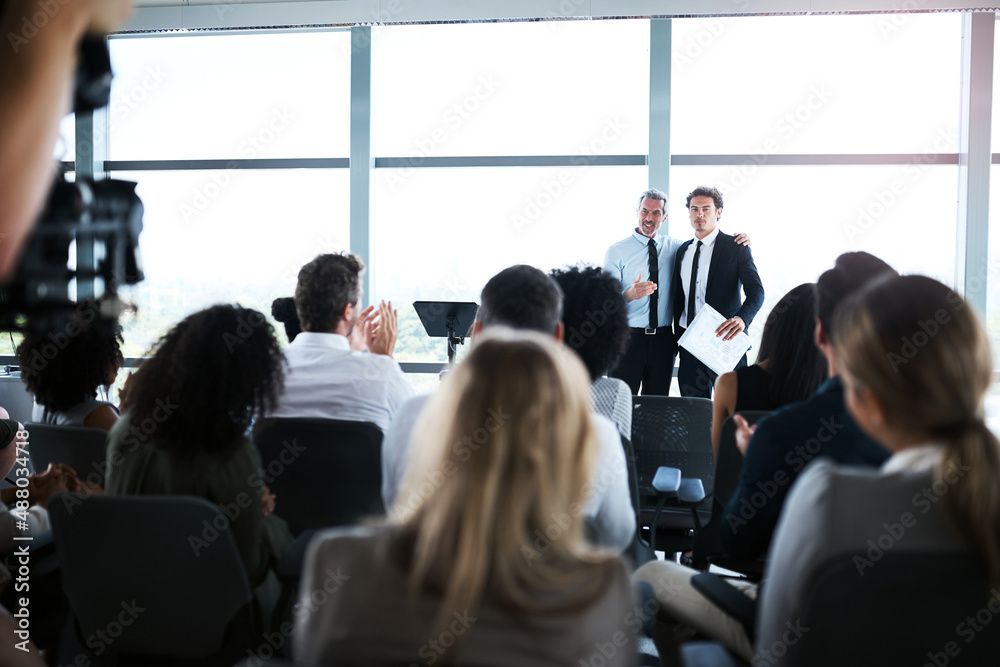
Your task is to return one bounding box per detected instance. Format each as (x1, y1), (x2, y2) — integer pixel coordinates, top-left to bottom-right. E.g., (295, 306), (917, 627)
(0, 35), (144, 335)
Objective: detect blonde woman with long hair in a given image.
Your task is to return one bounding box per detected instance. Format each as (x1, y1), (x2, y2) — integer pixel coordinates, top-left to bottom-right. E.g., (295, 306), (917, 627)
(294, 329), (636, 666)
(756, 274), (1000, 663)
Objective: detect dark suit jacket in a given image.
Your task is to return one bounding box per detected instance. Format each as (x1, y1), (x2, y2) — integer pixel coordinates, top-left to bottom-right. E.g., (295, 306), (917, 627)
(719, 376), (890, 560)
(671, 231), (765, 331)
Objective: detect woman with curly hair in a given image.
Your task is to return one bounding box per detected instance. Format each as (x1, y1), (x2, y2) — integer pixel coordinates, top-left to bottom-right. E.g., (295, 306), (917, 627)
(17, 301), (124, 430)
(550, 265), (633, 440)
(105, 304), (294, 631)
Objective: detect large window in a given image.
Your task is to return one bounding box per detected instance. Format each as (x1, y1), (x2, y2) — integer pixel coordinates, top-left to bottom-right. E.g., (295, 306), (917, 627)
(374, 165), (646, 362)
(373, 20), (650, 157)
(372, 19), (651, 364)
(106, 31), (352, 355)
(670, 165), (959, 356)
(672, 14), (962, 155)
(111, 170), (350, 355)
(110, 32), (351, 160)
(87, 13), (979, 386)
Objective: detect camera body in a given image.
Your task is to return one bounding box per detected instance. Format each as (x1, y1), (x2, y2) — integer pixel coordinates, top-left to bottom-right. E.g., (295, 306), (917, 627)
(0, 36), (144, 335)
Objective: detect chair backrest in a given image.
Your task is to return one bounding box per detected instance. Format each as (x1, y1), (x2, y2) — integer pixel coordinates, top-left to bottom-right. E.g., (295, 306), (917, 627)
(620, 434), (655, 568)
(26, 422), (108, 485)
(786, 551), (999, 666)
(49, 493), (256, 662)
(253, 418), (385, 536)
(631, 396), (714, 500)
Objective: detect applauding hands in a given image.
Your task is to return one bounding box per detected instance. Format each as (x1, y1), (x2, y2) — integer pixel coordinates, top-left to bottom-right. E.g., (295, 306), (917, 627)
(349, 300), (399, 358)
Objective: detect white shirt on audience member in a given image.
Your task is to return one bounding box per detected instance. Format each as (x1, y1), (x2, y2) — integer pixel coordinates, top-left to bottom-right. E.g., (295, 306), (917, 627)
(381, 394), (636, 554)
(271, 332), (412, 432)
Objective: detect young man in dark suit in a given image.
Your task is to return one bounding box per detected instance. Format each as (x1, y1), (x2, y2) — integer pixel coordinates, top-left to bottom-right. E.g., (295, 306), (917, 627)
(671, 186), (764, 398)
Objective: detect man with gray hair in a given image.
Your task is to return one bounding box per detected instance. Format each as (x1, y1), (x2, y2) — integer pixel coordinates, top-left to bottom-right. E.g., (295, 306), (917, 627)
(604, 189), (751, 395)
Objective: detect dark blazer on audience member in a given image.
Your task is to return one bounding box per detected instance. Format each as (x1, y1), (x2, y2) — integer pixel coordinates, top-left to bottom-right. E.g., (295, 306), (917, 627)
(671, 231), (765, 332)
(720, 375), (891, 560)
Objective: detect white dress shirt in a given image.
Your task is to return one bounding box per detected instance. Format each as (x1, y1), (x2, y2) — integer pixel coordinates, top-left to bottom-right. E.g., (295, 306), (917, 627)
(271, 332), (412, 432)
(679, 227), (721, 328)
(381, 393), (636, 554)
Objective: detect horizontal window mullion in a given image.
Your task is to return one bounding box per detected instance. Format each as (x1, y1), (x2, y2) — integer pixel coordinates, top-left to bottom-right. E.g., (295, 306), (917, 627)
(105, 158), (350, 171)
(673, 154), (960, 166)
(374, 155), (646, 168)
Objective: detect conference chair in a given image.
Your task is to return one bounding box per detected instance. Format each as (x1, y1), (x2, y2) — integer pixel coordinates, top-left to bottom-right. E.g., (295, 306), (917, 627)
(49, 493), (259, 666)
(681, 551), (1000, 666)
(631, 396), (714, 553)
(252, 418), (385, 536)
(26, 422), (107, 485)
(691, 411), (771, 578)
(620, 434), (656, 568)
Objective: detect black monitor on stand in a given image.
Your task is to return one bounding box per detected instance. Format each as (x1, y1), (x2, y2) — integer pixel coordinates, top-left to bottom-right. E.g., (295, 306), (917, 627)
(412, 301), (480, 368)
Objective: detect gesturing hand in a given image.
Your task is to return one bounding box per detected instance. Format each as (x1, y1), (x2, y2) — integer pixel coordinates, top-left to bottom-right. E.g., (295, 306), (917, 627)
(624, 274), (657, 302)
(261, 486), (276, 518)
(733, 414), (758, 456)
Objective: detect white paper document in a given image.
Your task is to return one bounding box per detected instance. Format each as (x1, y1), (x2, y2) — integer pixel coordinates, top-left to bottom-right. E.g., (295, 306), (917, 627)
(677, 304), (753, 377)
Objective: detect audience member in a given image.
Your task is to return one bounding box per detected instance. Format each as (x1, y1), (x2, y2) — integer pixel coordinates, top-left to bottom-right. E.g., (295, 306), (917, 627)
(0, 0), (132, 280)
(105, 304), (294, 631)
(271, 296), (301, 343)
(381, 265), (635, 553)
(550, 265), (632, 440)
(0, 410), (98, 554)
(17, 302), (124, 430)
(295, 330), (637, 666)
(0, 417), (68, 550)
(710, 283), (827, 459)
(754, 273), (1000, 662)
(270, 253), (411, 431)
(718, 253), (894, 559)
(633, 253), (895, 662)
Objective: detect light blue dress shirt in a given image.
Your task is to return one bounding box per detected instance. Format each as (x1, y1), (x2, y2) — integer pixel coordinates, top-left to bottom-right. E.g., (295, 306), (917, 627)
(603, 230), (684, 329)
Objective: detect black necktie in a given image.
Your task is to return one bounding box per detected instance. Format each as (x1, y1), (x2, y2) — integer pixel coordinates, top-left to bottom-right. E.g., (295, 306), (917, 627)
(646, 238), (658, 329)
(687, 240), (703, 327)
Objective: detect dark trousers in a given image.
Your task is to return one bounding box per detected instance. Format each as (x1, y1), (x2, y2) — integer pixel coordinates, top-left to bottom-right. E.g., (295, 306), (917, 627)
(676, 327), (748, 398)
(610, 328), (678, 396)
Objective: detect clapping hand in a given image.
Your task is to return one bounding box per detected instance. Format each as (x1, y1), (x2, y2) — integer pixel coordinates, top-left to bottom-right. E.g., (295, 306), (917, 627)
(365, 300), (399, 358)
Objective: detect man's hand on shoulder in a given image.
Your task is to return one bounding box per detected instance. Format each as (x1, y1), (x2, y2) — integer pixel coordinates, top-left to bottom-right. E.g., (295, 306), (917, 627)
(367, 300), (398, 358)
(733, 233), (751, 247)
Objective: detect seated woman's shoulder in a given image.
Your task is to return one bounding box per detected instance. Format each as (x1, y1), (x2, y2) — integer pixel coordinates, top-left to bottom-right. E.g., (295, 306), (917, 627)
(307, 524), (394, 564)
